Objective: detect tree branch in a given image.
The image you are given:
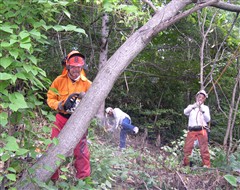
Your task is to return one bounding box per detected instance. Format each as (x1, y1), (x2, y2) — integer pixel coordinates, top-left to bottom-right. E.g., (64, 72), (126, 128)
(142, 0), (157, 12)
(201, 0), (240, 12)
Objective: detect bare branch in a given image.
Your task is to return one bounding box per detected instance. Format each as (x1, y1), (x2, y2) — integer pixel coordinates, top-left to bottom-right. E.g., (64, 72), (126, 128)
(198, 0), (240, 12)
(211, 1), (240, 12)
(198, 9), (217, 89)
(142, 0), (157, 12)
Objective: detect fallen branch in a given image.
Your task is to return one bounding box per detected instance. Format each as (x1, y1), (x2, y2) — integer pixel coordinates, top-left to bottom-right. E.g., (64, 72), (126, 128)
(176, 171), (188, 190)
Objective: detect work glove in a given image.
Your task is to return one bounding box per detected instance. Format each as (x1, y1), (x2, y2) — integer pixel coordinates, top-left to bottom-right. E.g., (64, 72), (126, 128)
(192, 103), (199, 109)
(64, 92), (86, 113)
(192, 101), (202, 109)
(58, 101), (64, 111)
(78, 92), (86, 99)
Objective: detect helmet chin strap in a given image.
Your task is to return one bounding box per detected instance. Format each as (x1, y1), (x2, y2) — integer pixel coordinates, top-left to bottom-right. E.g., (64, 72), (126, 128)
(73, 75), (81, 81)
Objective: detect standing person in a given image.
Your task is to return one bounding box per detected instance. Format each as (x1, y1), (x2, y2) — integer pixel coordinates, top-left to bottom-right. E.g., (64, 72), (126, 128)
(183, 90), (211, 168)
(105, 107), (139, 150)
(47, 50), (92, 181)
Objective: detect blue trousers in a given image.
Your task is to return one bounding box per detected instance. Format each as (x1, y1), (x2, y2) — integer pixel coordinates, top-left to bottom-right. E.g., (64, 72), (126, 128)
(120, 117), (135, 148)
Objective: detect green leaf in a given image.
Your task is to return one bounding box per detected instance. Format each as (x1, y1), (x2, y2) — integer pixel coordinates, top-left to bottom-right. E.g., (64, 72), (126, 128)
(16, 72), (27, 80)
(58, 1), (69, 6)
(122, 5), (138, 14)
(52, 138), (59, 146)
(53, 25), (64, 31)
(42, 24), (52, 31)
(23, 64), (32, 73)
(16, 148), (29, 156)
(63, 9), (71, 18)
(0, 73), (13, 80)
(224, 174), (237, 187)
(32, 77), (46, 89)
(60, 167), (68, 172)
(10, 75), (17, 84)
(6, 174), (16, 182)
(57, 154), (66, 161)
(0, 25), (13, 33)
(56, 160), (61, 167)
(0, 149), (4, 155)
(9, 50), (19, 59)
(19, 30), (30, 39)
(0, 57), (13, 69)
(59, 175), (67, 180)
(29, 29), (41, 38)
(9, 92), (28, 111)
(103, 0), (113, 12)
(47, 114), (56, 122)
(44, 139), (52, 146)
(74, 28), (86, 35)
(64, 24), (77, 31)
(9, 39), (18, 45)
(20, 43), (32, 51)
(5, 137), (19, 151)
(1, 153), (11, 162)
(49, 87), (59, 95)
(7, 167), (16, 173)
(105, 180), (112, 188)
(31, 68), (38, 76)
(0, 112), (8, 127)
(28, 55), (37, 65)
(42, 126), (51, 133)
(1, 41), (11, 48)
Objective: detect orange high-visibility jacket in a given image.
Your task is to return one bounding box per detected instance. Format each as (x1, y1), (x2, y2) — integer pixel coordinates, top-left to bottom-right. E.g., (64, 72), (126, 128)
(47, 73), (91, 112)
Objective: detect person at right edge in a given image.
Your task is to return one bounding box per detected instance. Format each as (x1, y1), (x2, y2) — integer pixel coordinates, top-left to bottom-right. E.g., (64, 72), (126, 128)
(183, 90), (211, 168)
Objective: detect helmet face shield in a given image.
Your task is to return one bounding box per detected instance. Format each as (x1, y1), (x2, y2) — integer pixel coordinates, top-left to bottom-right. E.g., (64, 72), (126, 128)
(67, 56), (84, 67)
(66, 50), (85, 67)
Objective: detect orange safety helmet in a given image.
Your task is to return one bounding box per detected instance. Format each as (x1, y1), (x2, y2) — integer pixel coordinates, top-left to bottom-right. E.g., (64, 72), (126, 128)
(66, 50), (85, 67)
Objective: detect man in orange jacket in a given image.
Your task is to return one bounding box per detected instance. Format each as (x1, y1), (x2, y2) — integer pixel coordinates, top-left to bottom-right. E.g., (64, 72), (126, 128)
(47, 50), (92, 181)
(183, 90), (211, 168)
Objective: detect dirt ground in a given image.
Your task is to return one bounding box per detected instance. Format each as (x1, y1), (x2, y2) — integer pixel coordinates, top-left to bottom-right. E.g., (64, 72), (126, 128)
(100, 131), (237, 190)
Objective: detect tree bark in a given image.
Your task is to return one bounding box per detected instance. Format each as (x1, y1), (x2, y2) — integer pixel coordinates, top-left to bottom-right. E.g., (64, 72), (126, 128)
(16, 0), (240, 189)
(224, 62), (240, 151)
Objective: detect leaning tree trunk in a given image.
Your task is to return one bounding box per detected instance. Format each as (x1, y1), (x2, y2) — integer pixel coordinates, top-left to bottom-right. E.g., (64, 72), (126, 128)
(16, 0), (239, 189)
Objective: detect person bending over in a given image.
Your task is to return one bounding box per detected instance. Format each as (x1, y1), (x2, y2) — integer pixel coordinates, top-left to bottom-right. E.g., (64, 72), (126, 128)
(105, 107), (139, 150)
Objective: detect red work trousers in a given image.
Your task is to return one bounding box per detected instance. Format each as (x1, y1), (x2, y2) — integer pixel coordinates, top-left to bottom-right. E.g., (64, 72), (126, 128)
(50, 114), (90, 181)
(183, 129), (210, 167)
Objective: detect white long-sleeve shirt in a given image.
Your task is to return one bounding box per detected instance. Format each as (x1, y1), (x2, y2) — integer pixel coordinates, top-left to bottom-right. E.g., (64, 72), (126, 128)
(111, 108), (131, 129)
(184, 103), (210, 127)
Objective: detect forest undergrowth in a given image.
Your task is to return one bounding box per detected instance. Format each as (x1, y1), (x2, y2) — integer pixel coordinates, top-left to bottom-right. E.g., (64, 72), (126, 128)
(1, 118), (239, 190)
(88, 127), (239, 190)
(42, 122), (239, 190)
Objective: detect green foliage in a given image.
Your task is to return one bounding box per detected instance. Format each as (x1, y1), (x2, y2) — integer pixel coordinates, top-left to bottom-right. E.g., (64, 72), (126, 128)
(224, 174), (238, 188)
(0, 0), (239, 189)
(0, 0), (87, 121)
(0, 1), (88, 188)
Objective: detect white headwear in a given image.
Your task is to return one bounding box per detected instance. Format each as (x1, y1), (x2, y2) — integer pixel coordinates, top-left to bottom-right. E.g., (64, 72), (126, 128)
(105, 107), (113, 113)
(196, 90), (208, 98)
